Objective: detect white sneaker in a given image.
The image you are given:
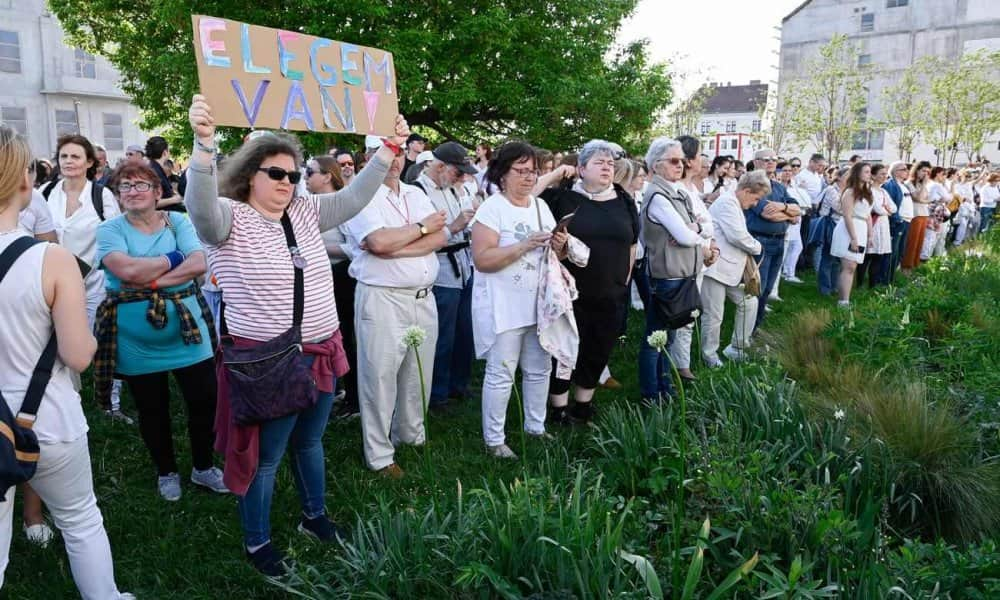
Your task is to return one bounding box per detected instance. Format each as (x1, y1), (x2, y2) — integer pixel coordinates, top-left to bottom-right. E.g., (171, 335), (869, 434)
(722, 345), (747, 363)
(784, 275), (804, 284)
(191, 467), (230, 494)
(158, 473), (182, 501)
(769, 295), (783, 302)
(486, 444), (518, 459)
(703, 355), (724, 369)
(23, 522), (54, 547)
(119, 594), (137, 600)
(764, 305), (773, 313)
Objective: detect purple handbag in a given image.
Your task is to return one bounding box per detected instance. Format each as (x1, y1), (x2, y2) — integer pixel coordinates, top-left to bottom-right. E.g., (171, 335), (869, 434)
(219, 211), (317, 426)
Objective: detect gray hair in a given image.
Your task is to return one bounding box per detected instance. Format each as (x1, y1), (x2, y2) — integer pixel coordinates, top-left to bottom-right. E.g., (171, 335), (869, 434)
(889, 160), (907, 173)
(578, 139), (616, 168)
(737, 170), (772, 196)
(644, 137), (681, 172)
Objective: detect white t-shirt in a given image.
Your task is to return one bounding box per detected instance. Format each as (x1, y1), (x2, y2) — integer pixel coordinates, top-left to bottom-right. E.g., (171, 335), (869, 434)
(927, 181), (949, 204)
(343, 183), (440, 288)
(980, 185), (1000, 209)
(795, 169), (823, 203)
(894, 179), (914, 220)
(18, 189), (56, 236)
(470, 193), (555, 357)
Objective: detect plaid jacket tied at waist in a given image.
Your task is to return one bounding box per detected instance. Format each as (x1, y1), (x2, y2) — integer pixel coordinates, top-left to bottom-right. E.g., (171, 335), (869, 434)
(93, 284), (217, 409)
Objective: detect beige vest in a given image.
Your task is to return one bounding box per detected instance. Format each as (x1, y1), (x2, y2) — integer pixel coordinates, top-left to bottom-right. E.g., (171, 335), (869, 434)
(642, 176), (699, 280)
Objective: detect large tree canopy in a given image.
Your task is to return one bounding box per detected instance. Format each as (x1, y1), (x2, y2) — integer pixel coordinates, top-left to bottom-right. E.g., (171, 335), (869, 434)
(49, 0), (672, 153)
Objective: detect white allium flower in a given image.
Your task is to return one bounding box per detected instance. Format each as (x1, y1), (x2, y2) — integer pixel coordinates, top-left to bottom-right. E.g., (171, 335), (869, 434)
(403, 326), (427, 348)
(647, 330), (669, 352)
(900, 304), (911, 328)
(834, 409), (846, 421)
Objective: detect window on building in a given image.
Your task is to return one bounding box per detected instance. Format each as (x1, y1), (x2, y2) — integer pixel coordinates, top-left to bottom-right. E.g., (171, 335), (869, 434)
(725, 121), (736, 133)
(0, 30), (20, 74)
(851, 129), (885, 151)
(861, 13), (874, 32)
(55, 109), (78, 136)
(752, 120), (762, 132)
(858, 54), (872, 67)
(0, 106), (27, 136)
(75, 49), (97, 79)
(886, 0), (908, 7)
(700, 122), (711, 135)
(102, 113), (123, 151)
(708, 139), (715, 151)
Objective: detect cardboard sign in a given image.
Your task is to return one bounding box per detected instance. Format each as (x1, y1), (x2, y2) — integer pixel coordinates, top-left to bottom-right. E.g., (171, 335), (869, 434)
(191, 15), (397, 135)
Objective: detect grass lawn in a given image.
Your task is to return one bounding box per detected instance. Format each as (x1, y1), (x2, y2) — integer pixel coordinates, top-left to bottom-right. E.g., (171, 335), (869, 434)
(3, 237), (996, 598)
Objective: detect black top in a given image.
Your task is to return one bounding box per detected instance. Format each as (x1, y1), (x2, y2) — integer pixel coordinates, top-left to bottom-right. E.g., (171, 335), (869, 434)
(540, 185), (639, 301)
(149, 159), (186, 213)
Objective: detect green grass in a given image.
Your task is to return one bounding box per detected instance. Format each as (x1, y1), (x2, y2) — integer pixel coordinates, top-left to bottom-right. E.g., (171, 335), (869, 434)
(4, 236), (999, 598)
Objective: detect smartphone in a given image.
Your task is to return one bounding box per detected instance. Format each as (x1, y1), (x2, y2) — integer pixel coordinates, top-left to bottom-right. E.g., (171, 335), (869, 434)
(856, 245), (866, 254)
(553, 212), (575, 233)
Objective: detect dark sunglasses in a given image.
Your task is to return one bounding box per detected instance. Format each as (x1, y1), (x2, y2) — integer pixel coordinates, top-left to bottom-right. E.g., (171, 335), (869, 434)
(790, 163), (802, 168)
(661, 157), (684, 166)
(258, 166), (301, 184)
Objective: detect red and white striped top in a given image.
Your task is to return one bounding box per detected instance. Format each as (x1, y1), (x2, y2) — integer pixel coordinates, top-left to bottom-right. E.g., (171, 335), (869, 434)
(208, 196), (337, 342)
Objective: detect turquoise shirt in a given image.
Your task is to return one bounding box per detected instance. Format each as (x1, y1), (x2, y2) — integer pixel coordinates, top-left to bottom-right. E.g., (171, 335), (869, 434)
(96, 213), (213, 376)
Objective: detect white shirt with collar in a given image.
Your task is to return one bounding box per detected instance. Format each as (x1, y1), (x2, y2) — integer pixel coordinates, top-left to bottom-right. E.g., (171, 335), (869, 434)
(343, 182), (440, 288)
(795, 168), (823, 204)
(416, 172), (472, 289)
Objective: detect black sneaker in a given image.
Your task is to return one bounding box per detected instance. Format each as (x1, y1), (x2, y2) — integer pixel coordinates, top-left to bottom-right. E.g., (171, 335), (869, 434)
(331, 401), (360, 421)
(547, 406), (575, 426)
(246, 542), (290, 577)
(298, 514), (347, 544)
(570, 402), (595, 423)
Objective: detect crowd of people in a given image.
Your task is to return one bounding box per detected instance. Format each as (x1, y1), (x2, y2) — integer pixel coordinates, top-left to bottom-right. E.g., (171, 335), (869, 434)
(0, 92), (997, 595)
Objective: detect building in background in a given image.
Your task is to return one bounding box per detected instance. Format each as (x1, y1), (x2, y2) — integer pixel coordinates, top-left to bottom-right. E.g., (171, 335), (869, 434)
(779, 0), (1000, 164)
(697, 81), (769, 163)
(0, 0), (151, 163)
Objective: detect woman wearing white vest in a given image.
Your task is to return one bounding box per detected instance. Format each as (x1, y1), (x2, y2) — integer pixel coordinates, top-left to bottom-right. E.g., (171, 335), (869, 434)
(700, 172), (768, 367)
(0, 125), (133, 599)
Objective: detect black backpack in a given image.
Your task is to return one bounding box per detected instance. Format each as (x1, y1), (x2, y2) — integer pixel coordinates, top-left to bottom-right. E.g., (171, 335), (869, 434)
(41, 178), (107, 221)
(0, 237), (58, 500)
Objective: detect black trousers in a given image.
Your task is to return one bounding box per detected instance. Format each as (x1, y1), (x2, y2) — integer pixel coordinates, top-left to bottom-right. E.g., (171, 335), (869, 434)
(550, 294), (627, 395)
(332, 260), (358, 408)
(123, 358), (217, 476)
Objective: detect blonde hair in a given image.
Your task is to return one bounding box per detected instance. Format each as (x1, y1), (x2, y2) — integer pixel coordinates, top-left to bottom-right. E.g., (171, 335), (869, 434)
(613, 157), (636, 186)
(0, 125), (31, 212)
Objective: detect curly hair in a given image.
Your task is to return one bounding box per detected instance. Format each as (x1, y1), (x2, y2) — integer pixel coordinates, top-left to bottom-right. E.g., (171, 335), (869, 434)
(219, 132), (303, 203)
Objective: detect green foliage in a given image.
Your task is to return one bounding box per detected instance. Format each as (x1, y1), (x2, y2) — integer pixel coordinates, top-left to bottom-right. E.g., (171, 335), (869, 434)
(47, 0), (672, 153)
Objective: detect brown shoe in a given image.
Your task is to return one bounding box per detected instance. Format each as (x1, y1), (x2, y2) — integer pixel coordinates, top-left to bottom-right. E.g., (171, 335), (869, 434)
(378, 463), (404, 480)
(600, 377), (623, 390)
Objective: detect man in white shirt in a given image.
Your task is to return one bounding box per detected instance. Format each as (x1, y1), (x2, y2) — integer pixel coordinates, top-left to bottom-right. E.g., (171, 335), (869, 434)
(414, 142), (478, 411)
(883, 161), (912, 282)
(343, 148), (448, 479)
(979, 174), (999, 233)
(794, 153), (826, 205)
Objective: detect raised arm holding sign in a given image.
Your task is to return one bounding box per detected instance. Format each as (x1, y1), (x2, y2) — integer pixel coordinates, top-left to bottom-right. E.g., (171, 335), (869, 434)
(191, 15), (399, 136)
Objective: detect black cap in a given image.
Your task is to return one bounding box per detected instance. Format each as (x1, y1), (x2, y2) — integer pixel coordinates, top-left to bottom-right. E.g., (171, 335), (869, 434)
(406, 133), (427, 145)
(432, 142), (477, 174)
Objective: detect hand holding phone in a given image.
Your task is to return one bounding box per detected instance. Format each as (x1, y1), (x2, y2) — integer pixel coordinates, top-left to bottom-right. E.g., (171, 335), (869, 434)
(553, 212), (575, 233)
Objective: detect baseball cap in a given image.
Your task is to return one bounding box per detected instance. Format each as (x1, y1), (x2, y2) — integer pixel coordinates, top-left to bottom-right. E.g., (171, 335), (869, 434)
(416, 150), (435, 164)
(126, 144), (144, 154)
(432, 142), (477, 174)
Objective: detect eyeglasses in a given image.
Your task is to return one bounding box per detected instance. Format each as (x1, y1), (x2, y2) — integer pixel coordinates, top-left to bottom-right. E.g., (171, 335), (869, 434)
(117, 181), (154, 193)
(337, 160), (355, 168)
(790, 163), (802, 168)
(510, 166), (540, 178)
(305, 167), (325, 177)
(659, 157), (684, 167)
(258, 166), (302, 184)
(763, 157), (777, 163)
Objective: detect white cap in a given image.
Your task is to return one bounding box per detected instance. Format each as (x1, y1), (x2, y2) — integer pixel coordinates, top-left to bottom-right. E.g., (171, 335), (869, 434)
(416, 150), (435, 164)
(364, 135), (382, 150)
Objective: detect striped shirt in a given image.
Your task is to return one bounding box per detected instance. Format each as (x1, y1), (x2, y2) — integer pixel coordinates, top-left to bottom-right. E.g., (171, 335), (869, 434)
(209, 197), (336, 342)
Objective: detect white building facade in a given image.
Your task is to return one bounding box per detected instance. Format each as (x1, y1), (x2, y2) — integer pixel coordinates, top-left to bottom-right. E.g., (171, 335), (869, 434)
(779, 0), (1000, 165)
(697, 82), (768, 164)
(0, 0), (151, 162)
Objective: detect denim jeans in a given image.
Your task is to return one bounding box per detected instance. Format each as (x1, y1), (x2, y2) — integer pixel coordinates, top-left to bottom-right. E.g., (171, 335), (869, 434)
(752, 234), (785, 328)
(889, 220), (909, 283)
(982, 207), (996, 232)
(638, 277), (683, 399)
(202, 288), (222, 337)
(237, 365), (336, 548)
(817, 241), (840, 296)
(430, 279), (473, 405)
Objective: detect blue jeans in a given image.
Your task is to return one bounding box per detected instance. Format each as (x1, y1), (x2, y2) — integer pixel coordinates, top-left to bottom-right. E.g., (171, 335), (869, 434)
(237, 368), (336, 548)
(752, 234), (785, 328)
(889, 220), (909, 283)
(430, 280), (473, 406)
(638, 278), (682, 399)
(202, 289), (222, 337)
(981, 207), (995, 232)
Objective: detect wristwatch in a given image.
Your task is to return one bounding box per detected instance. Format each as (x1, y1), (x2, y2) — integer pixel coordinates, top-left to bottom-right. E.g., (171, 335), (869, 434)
(417, 222), (428, 235)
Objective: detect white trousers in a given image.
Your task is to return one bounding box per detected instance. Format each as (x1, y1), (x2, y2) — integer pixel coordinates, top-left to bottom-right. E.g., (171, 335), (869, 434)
(481, 326), (550, 447)
(0, 435), (125, 599)
(771, 239), (789, 299)
(783, 233), (803, 279)
(668, 273), (703, 370)
(355, 283), (438, 471)
(933, 221), (950, 257)
(700, 276), (757, 363)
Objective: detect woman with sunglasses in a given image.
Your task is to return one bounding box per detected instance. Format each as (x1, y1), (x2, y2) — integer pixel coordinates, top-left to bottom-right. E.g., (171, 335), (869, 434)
(94, 162), (225, 502)
(185, 94), (409, 576)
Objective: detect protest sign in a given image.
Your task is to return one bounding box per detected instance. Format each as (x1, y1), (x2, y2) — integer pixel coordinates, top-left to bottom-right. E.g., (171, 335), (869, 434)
(191, 15), (397, 136)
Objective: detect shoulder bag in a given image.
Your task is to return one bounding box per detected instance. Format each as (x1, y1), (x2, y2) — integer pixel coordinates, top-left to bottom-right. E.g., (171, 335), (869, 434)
(0, 237), (58, 500)
(219, 211), (317, 426)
